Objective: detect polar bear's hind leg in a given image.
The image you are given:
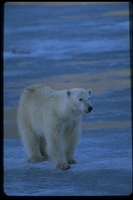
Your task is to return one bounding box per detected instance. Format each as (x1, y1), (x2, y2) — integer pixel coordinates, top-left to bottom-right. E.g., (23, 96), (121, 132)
(19, 123), (46, 162)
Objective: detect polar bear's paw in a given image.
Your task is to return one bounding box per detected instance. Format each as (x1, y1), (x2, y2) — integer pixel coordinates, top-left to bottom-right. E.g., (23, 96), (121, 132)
(68, 159), (77, 164)
(56, 163), (70, 170)
(28, 155), (48, 163)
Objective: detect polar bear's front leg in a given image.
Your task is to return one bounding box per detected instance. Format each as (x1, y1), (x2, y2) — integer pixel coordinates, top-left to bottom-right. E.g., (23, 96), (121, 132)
(64, 122), (81, 164)
(65, 138), (78, 165)
(46, 132), (70, 170)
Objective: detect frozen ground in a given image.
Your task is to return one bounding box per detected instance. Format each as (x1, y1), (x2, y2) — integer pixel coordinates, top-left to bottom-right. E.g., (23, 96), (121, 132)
(3, 2), (132, 196)
(4, 128), (132, 196)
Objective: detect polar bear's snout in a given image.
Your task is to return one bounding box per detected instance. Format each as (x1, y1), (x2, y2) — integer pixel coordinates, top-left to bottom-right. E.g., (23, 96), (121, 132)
(87, 106), (93, 113)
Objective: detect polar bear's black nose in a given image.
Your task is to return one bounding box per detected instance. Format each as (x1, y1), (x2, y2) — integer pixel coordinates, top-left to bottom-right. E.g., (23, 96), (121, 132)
(88, 106), (93, 113)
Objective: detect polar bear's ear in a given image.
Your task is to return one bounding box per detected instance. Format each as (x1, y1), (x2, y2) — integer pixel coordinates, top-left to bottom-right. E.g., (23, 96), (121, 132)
(27, 86), (36, 92)
(67, 90), (71, 97)
(88, 89), (93, 96)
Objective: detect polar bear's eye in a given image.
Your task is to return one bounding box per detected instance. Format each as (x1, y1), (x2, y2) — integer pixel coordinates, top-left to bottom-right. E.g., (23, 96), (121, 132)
(79, 98), (83, 101)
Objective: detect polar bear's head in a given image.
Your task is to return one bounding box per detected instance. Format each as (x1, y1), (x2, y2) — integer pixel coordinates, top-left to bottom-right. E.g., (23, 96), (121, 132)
(66, 88), (93, 115)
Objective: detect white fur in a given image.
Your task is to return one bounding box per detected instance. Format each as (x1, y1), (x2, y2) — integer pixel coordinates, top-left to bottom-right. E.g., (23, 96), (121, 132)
(17, 84), (93, 170)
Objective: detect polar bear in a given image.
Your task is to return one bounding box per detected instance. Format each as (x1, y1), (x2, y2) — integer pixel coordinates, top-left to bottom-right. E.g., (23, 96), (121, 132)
(17, 84), (93, 170)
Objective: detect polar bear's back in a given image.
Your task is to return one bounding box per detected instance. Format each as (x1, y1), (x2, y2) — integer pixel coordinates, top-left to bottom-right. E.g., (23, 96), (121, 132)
(25, 83), (54, 96)
(18, 83), (55, 116)
(17, 84), (55, 134)
(19, 83), (54, 103)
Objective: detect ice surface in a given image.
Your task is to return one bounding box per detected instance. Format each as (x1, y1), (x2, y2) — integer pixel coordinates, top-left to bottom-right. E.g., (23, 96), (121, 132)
(4, 35), (129, 60)
(4, 129), (132, 196)
(4, 3), (130, 62)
